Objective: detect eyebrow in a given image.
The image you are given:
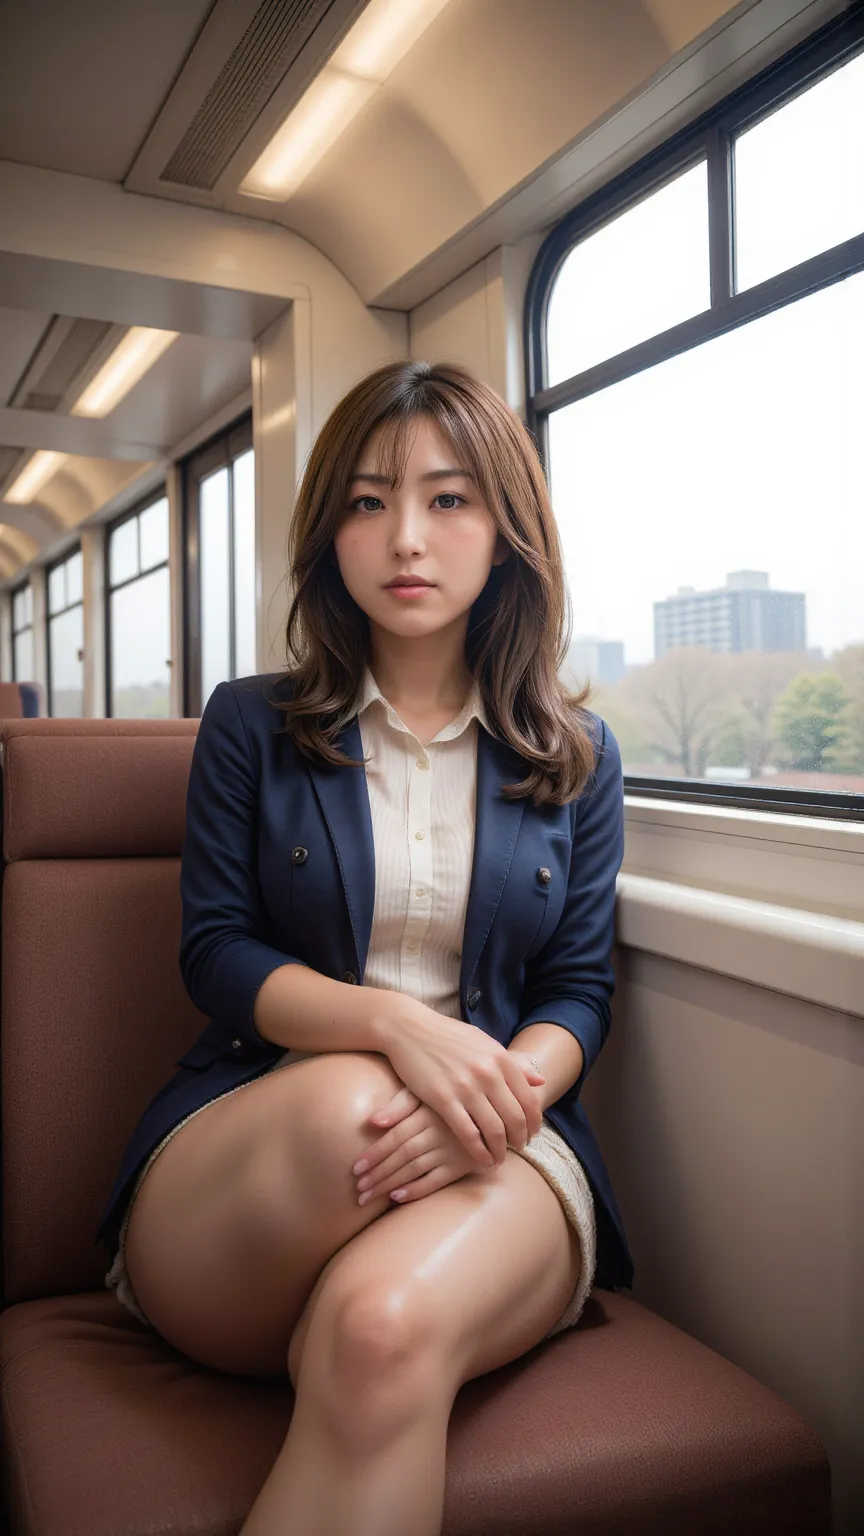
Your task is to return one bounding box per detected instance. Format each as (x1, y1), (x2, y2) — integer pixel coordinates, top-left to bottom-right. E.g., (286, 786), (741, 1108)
(349, 469), (474, 485)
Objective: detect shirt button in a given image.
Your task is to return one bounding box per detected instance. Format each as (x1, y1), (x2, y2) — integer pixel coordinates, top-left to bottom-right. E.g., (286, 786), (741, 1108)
(416, 758), (429, 770)
(414, 830), (425, 840)
(406, 943), (418, 954)
(415, 888), (426, 898)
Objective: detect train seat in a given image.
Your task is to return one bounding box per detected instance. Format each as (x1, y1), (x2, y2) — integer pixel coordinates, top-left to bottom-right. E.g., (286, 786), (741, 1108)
(0, 681), (44, 720)
(0, 718), (832, 1536)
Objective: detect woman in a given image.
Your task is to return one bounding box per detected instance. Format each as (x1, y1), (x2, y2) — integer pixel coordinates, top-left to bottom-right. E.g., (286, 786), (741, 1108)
(96, 359), (633, 1536)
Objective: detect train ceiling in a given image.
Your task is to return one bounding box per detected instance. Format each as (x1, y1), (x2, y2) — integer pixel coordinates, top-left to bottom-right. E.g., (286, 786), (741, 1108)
(0, 0), (845, 575)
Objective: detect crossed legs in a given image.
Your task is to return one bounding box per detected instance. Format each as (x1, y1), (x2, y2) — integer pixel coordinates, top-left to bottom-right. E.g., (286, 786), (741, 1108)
(123, 1051), (581, 1535)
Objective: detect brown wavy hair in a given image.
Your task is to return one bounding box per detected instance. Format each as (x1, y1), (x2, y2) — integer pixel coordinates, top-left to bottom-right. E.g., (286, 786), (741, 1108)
(267, 359), (597, 806)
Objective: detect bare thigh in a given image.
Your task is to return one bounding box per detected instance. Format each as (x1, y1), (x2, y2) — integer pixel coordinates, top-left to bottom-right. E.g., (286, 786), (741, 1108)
(124, 1052), (408, 1377)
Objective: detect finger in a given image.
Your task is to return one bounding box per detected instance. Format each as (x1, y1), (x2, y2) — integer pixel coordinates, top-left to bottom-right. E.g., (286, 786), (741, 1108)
(488, 1057), (546, 1145)
(431, 1092), (498, 1168)
(358, 1151), (433, 1204)
(353, 1109), (428, 1174)
(370, 1087), (420, 1127)
(357, 1133), (434, 1189)
(388, 1167), (453, 1203)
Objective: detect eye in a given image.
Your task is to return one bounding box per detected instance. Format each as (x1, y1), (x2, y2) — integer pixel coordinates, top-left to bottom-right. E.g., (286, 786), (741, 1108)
(350, 495), (384, 513)
(434, 493), (466, 510)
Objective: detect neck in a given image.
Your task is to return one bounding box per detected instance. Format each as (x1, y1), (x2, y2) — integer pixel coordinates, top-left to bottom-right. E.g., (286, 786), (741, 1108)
(368, 623), (473, 711)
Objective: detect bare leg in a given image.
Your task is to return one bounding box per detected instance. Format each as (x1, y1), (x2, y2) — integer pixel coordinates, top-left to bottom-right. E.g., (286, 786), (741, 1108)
(241, 1150), (581, 1535)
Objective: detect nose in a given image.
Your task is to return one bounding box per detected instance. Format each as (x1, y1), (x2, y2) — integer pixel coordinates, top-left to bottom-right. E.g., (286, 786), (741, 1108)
(389, 496), (428, 559)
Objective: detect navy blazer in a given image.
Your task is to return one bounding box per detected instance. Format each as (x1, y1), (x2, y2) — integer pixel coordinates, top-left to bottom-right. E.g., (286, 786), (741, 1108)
(97, 673), (634, 1291)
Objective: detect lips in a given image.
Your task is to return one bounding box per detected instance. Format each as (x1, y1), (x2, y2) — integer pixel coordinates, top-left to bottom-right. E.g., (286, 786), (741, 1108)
(385, 577), (434, 588)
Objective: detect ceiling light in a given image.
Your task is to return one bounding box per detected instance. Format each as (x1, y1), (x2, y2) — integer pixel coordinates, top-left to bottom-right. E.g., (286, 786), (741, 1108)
(242, 72), (375, 200)
(241, 0), (453, 201)
(5, 451), (66, 504)
(71, 327), (178, 418)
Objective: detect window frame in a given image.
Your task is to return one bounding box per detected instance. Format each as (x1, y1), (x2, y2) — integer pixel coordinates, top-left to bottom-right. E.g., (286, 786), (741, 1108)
(182, 415), (253, 718)
(45, 544), (84, 718)
(104, 488), (170, 719)
(10, 578), (33, 682)
(525, 5), (864, 822)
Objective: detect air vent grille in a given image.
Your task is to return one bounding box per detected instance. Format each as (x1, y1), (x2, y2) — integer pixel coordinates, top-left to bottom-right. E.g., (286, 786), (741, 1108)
(9, 317), (116, 413)
(161, 0), (335, 190)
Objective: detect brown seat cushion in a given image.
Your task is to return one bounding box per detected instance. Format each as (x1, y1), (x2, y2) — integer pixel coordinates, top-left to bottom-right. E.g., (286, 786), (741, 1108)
(0, 1288), (829, 1536)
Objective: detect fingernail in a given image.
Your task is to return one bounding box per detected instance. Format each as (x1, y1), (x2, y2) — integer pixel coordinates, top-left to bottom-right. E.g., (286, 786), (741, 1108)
(391, 1190), (406, 1201)
(353, 1159), (368, 1173)
(358, 1192), (369, 1205)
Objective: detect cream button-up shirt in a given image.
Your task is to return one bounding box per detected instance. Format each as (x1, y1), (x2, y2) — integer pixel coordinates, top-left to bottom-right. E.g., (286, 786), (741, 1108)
(355, 665), (487, 1021)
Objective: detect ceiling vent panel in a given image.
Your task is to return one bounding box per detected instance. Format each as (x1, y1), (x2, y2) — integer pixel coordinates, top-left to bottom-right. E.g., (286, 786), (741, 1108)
(160, 0), (335, 191)
(9, 317), (117, 413)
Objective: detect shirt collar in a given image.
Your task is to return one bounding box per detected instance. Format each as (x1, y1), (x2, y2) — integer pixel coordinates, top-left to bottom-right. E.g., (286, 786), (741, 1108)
(357, 665), (488, 742)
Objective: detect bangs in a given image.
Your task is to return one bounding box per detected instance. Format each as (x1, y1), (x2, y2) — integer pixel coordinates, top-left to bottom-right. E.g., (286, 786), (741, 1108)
(362, 402), (493, 505)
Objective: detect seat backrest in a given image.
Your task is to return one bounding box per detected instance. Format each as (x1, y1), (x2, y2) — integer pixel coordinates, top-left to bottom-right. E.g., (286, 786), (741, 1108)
(1, 717), (204, 1304)
(0, 684), (24, 719)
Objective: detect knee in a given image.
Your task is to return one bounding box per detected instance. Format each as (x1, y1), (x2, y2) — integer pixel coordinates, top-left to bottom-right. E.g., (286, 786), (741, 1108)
(304, 1285), (436, 1438)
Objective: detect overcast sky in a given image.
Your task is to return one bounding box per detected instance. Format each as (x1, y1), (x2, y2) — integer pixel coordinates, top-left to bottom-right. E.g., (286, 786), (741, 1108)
(547, 49), (862, 669)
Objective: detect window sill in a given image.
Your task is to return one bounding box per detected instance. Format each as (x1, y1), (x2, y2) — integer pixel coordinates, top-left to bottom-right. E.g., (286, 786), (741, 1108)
(624, 795), (864, 926)
(616, 872), (864, 1019)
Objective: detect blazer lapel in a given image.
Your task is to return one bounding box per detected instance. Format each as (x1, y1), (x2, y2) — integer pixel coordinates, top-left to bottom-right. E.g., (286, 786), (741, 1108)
(459, 726), (526, 997)
(307, 715), (526, 1002)
(306, 715), (376, 980)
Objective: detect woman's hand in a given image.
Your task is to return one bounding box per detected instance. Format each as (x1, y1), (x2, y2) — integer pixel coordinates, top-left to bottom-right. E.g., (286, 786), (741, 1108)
(353, 1052), (545, 1205)
(375, 996), (547, 1169)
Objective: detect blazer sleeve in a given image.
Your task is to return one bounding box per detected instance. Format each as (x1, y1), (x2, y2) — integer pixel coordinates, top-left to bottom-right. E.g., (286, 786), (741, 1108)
(179, 679), (308, 1050)
(513, 718), (624, 1093)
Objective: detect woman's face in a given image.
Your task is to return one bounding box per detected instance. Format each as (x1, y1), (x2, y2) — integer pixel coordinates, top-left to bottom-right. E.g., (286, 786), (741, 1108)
(333, 415), (509, 644)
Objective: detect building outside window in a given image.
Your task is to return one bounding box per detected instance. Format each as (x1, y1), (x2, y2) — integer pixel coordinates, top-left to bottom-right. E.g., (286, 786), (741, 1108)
(11, 581), (34, 682)
(107, 495), (171, 717)
(528, 12), (863, 813)
(183, 418), (255, 716)
(46, 548), (84, 717)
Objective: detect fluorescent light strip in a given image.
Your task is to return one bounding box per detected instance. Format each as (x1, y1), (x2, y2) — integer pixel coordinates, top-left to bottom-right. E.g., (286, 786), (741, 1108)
(241, 0), (453, 201)
(5, 451), (66, 505)
(71, 326), (178, 418)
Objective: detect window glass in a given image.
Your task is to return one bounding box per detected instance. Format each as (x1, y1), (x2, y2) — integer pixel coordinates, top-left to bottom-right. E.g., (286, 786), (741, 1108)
(546, 161), (710, 386)
(200, 467), (231, 708)
(547, 268), (863, 793)
(65, 550), (84, 607)
(109, 517), (138, 587)
(735, 51), (864, 292)
(232, 449), (256, 678)
(14, 628), (33, 683)
(139, 496), (169, 571)
(48, 606), (84, 717)
(24, 582), (32, 626)
(48, 564), (65, 615)
(110, 567), (171, 718)
(13, 585), (29, 631)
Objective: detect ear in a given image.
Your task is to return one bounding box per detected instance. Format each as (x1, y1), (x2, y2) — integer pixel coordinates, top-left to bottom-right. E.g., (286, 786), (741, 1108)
(492, 532), (512, 567)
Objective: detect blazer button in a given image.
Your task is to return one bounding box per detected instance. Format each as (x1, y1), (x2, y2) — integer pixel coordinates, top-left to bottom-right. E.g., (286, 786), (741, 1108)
(232, 1038), (243, 1050)
(466, 987), (481, 1010)
(342, 970), (357, 985)
(292, 847), (308, 864)
(536, 866), (552, 886)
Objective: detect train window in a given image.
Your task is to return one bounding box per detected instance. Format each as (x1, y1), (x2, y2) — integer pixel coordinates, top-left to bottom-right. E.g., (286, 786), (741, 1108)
(546, 160), (710, 387)
(734, 50), (864, 293)
(46, 548), (84, 717)
(106, 497), (171, 719)
(183, 418), (255, 716)
(528, 33), (864, 819)
(11, 580), (33, 682)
